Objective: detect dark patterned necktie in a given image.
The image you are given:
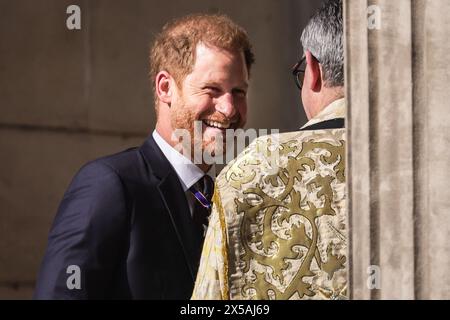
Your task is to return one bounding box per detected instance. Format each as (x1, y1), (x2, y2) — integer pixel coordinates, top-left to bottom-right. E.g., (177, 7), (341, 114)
(191, 175), (214, 237)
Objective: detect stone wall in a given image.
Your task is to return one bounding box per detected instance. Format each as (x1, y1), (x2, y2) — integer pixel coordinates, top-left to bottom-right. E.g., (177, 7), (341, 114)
(0, 0), (322, 299)
(346, 0), (450, 299)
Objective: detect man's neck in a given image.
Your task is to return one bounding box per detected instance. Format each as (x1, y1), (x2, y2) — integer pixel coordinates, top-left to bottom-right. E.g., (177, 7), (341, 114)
(309, 88), (344, 119)
(155, 121), (176, 148)
(155, 124), (211, 174)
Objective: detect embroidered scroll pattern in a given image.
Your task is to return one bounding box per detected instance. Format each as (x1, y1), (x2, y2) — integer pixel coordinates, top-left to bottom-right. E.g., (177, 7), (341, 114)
(229, 138), (346, 299)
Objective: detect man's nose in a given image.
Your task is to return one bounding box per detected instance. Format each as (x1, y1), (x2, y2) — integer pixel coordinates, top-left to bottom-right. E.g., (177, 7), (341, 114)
(216, 93), (236, 118)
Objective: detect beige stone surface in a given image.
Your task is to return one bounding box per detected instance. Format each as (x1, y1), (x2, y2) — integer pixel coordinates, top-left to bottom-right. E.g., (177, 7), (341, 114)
(0, 0), (88, 128)
(373, 0), (415, 300)
(344, 0), (372, 300)
(0, 285), (34, 300)
(413, 0), (450, 299)
(0, 0), (318, 134)
(0, 128), (144, 285)
(346, 0), (450, 299)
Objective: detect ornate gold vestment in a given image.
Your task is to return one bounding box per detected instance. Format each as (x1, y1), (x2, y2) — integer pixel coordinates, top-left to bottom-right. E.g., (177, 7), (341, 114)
(192, 99), (347, 300)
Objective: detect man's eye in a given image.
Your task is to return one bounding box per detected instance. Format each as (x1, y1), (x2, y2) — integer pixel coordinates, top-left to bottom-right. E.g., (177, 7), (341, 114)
(205, 86), (220, 93)
(233, 89), (247, 97)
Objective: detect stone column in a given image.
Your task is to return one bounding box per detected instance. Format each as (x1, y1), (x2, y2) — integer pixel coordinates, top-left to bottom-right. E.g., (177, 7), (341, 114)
(345, 0), (450, 299)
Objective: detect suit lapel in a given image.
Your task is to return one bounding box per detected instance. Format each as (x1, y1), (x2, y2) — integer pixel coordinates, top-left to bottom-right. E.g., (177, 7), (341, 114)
(158, 173), (203, 279)
(139, 135), (203, 280)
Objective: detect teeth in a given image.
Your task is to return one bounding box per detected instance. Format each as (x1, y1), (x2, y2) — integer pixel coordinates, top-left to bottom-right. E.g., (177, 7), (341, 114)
(204, 120), (230, 129)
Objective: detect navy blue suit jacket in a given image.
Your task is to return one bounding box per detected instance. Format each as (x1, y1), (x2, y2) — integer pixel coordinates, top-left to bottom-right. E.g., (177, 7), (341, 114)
(34, 136), (204, 299)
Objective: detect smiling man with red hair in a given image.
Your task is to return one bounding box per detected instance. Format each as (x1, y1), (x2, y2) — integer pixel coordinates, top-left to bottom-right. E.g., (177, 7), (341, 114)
(34, 14), (254, 299)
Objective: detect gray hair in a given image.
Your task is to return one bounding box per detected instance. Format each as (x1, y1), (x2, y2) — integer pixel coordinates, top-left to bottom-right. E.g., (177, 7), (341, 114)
(300, 0), (343, 87)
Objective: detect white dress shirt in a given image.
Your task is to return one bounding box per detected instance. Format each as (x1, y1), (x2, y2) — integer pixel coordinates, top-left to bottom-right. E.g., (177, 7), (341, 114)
(152, 130), (215, 216)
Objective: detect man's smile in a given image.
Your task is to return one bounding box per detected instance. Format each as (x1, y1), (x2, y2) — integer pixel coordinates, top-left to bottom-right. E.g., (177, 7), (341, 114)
(202, 119), (232, 129)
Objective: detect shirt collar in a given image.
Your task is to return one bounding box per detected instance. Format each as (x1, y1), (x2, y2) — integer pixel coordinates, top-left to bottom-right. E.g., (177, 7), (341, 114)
(152, 130), (215, 191)
(301, 98), (346, 129)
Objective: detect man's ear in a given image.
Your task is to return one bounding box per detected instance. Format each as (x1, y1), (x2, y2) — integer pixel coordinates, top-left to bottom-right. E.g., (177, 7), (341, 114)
(305, 51), (322, 92)
(155, 71), (174, 105)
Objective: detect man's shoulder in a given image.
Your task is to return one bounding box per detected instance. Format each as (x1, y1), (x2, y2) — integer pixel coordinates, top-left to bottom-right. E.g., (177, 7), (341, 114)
(79, 145), (136, 171)
(217, 129), (346, 183)
(94, 146), (141, 171)
(73, 144), (151, 186)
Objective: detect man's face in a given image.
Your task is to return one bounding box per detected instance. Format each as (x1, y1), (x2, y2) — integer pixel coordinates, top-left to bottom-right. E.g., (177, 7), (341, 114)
(169, 43), (249, 160)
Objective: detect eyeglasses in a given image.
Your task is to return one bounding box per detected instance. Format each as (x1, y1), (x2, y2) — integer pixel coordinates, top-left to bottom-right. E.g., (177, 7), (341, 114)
(292, 56), (306, 90)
